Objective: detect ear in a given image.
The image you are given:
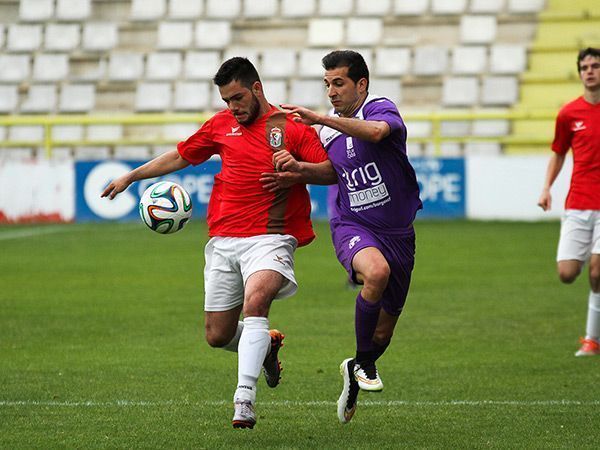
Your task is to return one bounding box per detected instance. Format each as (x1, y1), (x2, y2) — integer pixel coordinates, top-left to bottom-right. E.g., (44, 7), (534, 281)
(357, 78), (368, 94)
(252, 81), (263, 96)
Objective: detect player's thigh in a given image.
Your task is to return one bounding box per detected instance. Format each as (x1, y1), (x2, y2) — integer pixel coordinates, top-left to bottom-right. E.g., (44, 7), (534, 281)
(204, 238), (245, 313)
(352, 246), (390, 285)
(243, 270), (286, 317)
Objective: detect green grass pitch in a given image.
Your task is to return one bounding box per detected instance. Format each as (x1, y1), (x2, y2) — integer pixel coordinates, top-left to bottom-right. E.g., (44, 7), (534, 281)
(1, 220), (599, 448)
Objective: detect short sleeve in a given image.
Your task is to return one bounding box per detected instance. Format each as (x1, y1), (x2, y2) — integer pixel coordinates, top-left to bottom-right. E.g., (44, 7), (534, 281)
(292, 124), (328, 164)
(551, 108), (572, 154)
(364, 99), (405, 135)
(177, 119), (217, 165)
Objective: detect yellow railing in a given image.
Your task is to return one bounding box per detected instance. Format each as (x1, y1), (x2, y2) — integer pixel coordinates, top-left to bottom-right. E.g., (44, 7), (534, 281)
(0, 110), (558, 157)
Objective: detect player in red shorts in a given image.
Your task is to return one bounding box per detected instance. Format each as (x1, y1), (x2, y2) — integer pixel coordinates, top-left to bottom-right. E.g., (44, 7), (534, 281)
(101, 57), (330, 428)
(538, 47), (600, 356)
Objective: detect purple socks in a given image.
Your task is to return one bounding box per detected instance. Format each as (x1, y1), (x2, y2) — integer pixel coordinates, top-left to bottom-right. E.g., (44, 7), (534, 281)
(355, 292), (381, 353)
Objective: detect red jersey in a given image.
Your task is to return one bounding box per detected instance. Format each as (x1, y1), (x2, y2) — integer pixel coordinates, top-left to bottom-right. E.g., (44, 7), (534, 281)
(177, 106), (328, 246)
(552, 96), (600, 210)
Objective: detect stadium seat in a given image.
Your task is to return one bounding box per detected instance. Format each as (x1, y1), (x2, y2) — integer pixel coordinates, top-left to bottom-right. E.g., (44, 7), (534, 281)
(19, 0), (54, 22)
(169, 0), (204, 19)
(86, 125), (123, 141)
(308, 19), (344, 47)
(211, 84), (224, 109)
(0, 25), (4, 49)
(261, 79), (288, 105)
(470, 0), (505, 13)
(59, 84), (95, 112)
(451, 46), (487, 74)
(135, 82), (172, 111)
(131, 0), (166, 21)
(0, 126), (5, 141)
(52, 125), (84, 142)
(413, 46), (448, 76)
(82, 23), (119, 51)
(439, 142), (462, 156)
(44, 24), (80, 51)
(260, 49), (297, 78)
(370, 78), (402, 104)
(108, 53), (144, 81)
(472, 119), (510, 136)
(394, 0), (429, 15)
(7, 25), (43, 52)
(21, 85), (57, 113)
(489, 44), (527, 74)
(206, 0), (241, 19)
(374, 47), (411, 76)
(162, 123), (199, 140)
(195, 21), (232, 49)
(464, 142), (502, 155)
(174, 81), (210, 110)
(0, 55), (31, 82)
(405, 120), (432, 138)
(157, 22), (193, 49)
(281, 0), (316, 17)
(243, 0), (278, 18)
(355, 0), (391, 16)
(0, 85), (19, 113)
(299, 49), (328, 77)
(289, 79), (326, 108)
(184, 51), (221, 79)
(440, 120), (471, 137)
(507, 0), (545, 13)
(74, 147), (110, 160)
(56, 0), (91, 21)
(346, 19), (383, 46)
(146, 52), (182, 80)
(318, 0), (353, 17)
(70, 59), (106, 81)
(481, 76), (518, 105)
(114, 146), (151, 160)
(9, 125), (44, 142)
(442, 77), (479, 106)
(431, 0), (467, 15)
(223, 47), (260, 67)
(32, 54), (69, 82)
(459, 15), (497, 44)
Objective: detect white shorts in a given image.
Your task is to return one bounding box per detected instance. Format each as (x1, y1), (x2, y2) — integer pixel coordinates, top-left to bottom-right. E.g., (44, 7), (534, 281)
(557, 210), (600, 262)
(203, 234), (298, 312)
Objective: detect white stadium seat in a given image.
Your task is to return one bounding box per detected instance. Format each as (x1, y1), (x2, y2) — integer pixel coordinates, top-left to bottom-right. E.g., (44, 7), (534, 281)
(174, 81), (210, 111)
(464, 143), (502, 155)
(185, 51), (221, 79)
(490, 44), (527, 74)
(0, 55), (31, 82)
(470, 0), (505, 13)
(7, 25), (43, 52)
(146, 52), (182, 80)
(0, 25), (4, 49)
(355, 0), (391, 16)
(299, 49), (327, 77)
(108, 53), (144, 81)
(52, 125), (84, 142)
(308, 19), (344, 47)
(318, 0), (353, 16)
(131, 0), (166, 21)
(195, 21), (232, 49)
(260, 49), (297, 78)
(206, 0), (241, 19)
(19, 0), (54, 22)
(442, 77), (479, 106)
(243, 0), (278, 18)
(59, 84), (96, 112)
(460, 16), (497, 44)
(211, 84), (224, 109)
(451, 46), (487, 74)
(32, 54), (69, 82)
(0, 85), (19, 113)
(82, 23), (118, 51)
(472, 119), (510, 136)
(404, 120), (432, 138)
(87, 125), (123, 141)
(0, 126), (5, 141)
(394, 0), (429, 15)
(74, 147), (110, 161)
(508, 0), (545, 13)
(281, 0), (316, 17)
(481, 76), (518, 105)
(346, 18), (383, 46)
(169, 0), (204, 19)
(135, 82), (172, 111)
(157, 22), (193, 49)
(431, 0), (466, 14)
(440, 120), (470, 137)
(9, 125), (44, 142)
(369, 78), (402, 104)
(413, 46), (448, 76)
(289, 79), (326, 108)
(114, 146), (150, 160)
(45, 24), (80, 51)
(261, 79), (288, 105)
(223, 47), (260, 67)
(56, 0), (91, 21)
(374, 48), (411, 76)
(21, 85), (57, 113)
(163, 123), (199, 140)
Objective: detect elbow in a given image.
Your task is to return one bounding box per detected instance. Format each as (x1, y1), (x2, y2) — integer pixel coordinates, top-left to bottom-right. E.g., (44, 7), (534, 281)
(367, 125), (389, 143)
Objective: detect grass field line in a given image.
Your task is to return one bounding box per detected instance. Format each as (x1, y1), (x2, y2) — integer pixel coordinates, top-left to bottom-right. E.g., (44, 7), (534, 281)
(2, 399), (599, 408)
(0, 223), (139, 240)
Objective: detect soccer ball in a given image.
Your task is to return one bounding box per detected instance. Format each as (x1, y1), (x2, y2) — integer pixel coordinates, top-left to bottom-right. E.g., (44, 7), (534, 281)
(139, 181), (192, 234)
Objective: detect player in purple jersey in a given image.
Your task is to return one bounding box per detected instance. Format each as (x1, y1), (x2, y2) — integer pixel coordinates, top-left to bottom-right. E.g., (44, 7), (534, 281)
(261, 50), (422, 424)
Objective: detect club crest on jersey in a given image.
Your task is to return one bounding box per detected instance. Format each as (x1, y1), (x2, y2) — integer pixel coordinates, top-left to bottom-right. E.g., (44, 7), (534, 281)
(269, 127), (283, 148)
(572, 121), (586, 132)
(346, 136), (356, 158)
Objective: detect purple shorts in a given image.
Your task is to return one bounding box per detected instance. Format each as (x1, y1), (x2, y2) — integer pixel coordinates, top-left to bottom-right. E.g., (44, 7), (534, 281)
(330, 217), (415, 316)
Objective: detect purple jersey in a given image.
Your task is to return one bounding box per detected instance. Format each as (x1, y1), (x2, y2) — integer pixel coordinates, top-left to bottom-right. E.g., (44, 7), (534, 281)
(319, 96), (422, 232)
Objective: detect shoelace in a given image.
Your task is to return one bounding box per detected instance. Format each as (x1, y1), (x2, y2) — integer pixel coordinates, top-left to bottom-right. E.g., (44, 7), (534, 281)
(237, 401), (254, 416)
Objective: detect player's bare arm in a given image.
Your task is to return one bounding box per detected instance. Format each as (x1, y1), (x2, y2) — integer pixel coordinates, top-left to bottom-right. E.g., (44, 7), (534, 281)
(538, 152), (566, 211)
(280, 103), (391, 143)
(101, 149), (190, 200)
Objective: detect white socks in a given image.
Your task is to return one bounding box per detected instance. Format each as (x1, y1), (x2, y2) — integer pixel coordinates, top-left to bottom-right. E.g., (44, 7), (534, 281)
(585, 291), (600, 340)
(234, 316), (270, 403)
(223, 321), (244, 352)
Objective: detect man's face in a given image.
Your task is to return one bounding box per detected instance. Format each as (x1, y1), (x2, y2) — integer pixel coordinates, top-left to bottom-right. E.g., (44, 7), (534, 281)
(219, 80), (261, 125)
(579, 55), (600, 91)
(323, 66), (367, 117)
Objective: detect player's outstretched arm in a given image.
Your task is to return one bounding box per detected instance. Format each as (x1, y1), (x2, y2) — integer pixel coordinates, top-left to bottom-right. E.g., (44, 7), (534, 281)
(537, 152), (566, 211)
(101, 149), (190, 200)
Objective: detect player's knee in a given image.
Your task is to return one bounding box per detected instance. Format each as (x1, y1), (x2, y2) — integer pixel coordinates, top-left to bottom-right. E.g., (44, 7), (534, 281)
(558, 268), (578, 284)
(204, 326), (232, 348)
(589, 268), (600, 292)
(363, 263), (390, 290)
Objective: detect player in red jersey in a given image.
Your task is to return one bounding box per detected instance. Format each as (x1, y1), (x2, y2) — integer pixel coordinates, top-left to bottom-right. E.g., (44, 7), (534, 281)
(101, 57), (329, 428)
(538, 48), (600, 356)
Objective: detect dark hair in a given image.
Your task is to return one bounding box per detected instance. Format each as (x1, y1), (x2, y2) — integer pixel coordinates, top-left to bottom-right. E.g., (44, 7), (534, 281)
(213, 57), (260, 88)
(577, 47), (600, 71)
(322, 50), (369, 89)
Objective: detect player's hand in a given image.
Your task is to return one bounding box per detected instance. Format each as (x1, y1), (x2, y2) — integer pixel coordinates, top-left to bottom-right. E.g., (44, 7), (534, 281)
(537, 190), (551, 211)
(260, 171), (302, 192)
(279, 103), (321, 126)
(100, 175), (132, 200)
(273, 150), (301, 172)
